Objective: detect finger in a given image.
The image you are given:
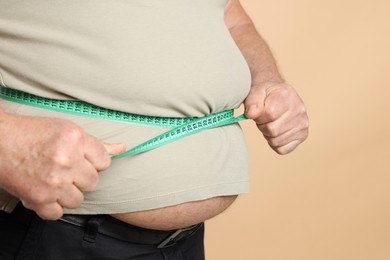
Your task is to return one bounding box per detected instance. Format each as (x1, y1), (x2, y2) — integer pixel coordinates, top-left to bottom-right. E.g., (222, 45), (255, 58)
(258, 108), (308, 137)
(72, 162), (99, 192)
(266, 127), (308, 149)
(272, 139), (304, 155)
(30, 202), (64, 221)
(104, 143), (126, 155)
(245, 86), (292, 125)
(83, 135), (112, 171)
(57, 185), (84, 209)
(257, 112), (292, 137)
(244, 85), (267, 120)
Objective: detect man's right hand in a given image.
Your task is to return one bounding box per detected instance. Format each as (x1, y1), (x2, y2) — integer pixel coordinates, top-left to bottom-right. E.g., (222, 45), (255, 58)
(0, 109), (125, 220)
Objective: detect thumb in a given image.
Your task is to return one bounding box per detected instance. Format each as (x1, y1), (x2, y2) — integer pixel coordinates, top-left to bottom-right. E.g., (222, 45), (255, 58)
(104, 143), (126, 155)
(244, 85), (266, 120)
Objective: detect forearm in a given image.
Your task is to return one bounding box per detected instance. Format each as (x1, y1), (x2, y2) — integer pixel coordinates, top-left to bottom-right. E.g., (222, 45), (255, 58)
(225, 0), (284, 86)
(224, 1), (308, 155)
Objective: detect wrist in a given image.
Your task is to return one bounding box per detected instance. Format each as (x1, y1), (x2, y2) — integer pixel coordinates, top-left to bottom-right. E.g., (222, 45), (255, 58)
(251, 80), (285, 90)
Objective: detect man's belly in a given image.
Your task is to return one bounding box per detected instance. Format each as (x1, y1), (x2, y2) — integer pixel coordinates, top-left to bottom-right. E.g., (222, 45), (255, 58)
(0, 1), (252, 221)
(112, 195), (237, 230)
(0, 99), (250, 218)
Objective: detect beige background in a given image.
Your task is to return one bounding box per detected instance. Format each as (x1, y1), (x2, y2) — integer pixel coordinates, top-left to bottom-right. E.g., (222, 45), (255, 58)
(205, 0), (390, 259)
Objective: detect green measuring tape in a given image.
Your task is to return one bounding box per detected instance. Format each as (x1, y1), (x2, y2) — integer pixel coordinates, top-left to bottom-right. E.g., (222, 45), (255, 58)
(0, 87), (247, 159)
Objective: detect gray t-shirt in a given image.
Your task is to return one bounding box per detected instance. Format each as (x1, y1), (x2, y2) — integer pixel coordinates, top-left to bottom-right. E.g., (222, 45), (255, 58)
(0, 0), (251, 214)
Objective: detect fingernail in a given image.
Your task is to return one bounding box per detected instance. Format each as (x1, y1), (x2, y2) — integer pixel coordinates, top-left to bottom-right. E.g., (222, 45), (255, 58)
(115, 143), (126, 153)
(246, 104), (258, 114)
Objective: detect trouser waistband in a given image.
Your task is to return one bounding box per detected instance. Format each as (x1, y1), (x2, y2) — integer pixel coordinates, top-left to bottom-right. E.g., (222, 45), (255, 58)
(11, 203), (203, 249)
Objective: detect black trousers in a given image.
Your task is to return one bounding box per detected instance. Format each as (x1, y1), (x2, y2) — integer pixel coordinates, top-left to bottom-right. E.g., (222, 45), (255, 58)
(0, 206), (205, 260)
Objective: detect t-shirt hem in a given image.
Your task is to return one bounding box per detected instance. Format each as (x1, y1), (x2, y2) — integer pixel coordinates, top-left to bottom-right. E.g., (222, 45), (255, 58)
(64, 181), (250, 215)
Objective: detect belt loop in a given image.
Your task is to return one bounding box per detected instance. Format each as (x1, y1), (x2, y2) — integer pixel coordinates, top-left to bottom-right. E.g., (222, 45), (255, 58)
(83, 216), (106, 243)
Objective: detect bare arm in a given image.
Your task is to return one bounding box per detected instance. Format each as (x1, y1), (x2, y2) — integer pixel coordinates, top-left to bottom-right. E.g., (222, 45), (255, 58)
(224, 0), (283, 85)
(225, 0), (309, 154)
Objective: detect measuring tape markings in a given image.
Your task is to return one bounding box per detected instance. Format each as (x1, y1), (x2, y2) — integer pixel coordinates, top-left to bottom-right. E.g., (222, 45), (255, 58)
(113, 111), (247, 159)
(0, 87), (247, 159)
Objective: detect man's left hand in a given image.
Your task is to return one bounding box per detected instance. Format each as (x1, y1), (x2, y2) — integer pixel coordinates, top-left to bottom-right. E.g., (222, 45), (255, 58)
(244, 82), (309, 155)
